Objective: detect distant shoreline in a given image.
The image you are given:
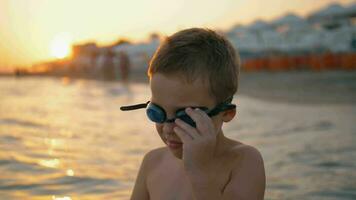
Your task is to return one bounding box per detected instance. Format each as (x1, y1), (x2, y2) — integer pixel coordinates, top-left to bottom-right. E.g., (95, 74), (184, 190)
(129, 70), (356, 105)
(238, 70), (356, 105)
(1, 70), (355, 105)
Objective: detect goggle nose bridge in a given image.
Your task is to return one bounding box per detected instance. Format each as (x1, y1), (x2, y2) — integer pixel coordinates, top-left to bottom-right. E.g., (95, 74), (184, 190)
(165, 118), (176, 123)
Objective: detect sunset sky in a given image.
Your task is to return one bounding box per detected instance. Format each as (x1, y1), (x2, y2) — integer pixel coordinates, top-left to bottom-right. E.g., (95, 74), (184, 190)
(0, 0), (354, 71)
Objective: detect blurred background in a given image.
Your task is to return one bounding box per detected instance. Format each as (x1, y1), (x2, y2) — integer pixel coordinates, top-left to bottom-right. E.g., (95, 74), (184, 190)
(0, 0), (356, 199)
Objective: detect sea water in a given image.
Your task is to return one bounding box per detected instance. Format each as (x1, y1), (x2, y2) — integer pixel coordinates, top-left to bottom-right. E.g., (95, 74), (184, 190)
(0, 77), (355, 200)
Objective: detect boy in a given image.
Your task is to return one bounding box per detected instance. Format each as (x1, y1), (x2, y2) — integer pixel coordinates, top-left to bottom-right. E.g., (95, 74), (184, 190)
(121, 28), (265, 200)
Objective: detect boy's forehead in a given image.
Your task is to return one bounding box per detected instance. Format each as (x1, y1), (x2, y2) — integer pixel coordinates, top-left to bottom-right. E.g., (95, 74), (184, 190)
(150, 73), (215, 106)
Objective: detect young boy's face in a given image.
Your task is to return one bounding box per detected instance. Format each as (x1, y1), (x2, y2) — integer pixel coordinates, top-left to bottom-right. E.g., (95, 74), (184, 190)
(150, 73), (224, 159)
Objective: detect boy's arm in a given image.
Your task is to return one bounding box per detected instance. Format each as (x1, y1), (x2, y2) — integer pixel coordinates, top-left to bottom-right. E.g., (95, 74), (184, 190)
(130, 152), (151, 200)
(221, 146), (266, 200)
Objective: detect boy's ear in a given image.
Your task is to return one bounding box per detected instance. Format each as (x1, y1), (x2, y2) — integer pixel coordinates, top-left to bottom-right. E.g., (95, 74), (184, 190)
(222, 108), (236, 122)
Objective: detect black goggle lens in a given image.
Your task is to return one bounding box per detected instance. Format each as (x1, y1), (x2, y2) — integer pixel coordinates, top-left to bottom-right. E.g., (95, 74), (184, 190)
(146, 104), (210, 127)
(177, 114), (196, 127)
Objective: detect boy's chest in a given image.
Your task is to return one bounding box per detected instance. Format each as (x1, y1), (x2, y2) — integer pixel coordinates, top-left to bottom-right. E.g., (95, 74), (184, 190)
(146, 158), (235, 200)
(147, 165), (194, 200)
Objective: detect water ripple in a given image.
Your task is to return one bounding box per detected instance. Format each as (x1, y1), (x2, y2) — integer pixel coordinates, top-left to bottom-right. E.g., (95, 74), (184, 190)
(0, 118), (46, 128)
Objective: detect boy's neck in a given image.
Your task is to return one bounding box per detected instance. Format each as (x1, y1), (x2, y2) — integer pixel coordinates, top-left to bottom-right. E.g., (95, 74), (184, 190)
(214, 130), (231, 156)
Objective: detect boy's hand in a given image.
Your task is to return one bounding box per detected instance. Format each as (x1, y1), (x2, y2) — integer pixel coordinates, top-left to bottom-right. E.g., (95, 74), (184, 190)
(174, 107), (220, 183)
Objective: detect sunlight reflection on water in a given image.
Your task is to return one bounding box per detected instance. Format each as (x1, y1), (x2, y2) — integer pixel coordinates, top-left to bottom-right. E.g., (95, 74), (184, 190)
(0, 77), (355, 200)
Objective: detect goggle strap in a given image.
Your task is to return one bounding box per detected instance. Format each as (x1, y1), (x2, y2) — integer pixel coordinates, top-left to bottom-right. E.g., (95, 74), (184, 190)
(208, 104), (236, 117)
(120, 101), (150, 111)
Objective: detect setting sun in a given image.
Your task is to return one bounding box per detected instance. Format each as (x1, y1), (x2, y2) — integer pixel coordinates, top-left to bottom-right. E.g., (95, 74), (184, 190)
(50, 33), (72, 59)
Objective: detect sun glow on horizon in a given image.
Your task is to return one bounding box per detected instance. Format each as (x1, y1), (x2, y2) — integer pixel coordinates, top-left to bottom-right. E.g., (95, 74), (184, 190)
(50, 33), (72, 59)
(1, 0), (354, 68)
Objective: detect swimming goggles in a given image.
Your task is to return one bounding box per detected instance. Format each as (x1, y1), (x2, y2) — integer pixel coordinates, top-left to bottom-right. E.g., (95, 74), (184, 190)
(120, 98), (236, 127)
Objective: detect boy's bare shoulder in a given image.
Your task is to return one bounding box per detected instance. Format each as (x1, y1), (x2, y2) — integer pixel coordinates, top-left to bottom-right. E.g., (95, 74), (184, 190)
(229, 142), (264, 168)
(231, 142), (262, 158)
(222, 141), (266, 199)
(144, 146), (167, 159)
(142, 147), (168, 169)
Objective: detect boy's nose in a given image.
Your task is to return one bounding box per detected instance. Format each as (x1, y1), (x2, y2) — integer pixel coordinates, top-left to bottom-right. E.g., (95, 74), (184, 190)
(162, 121), (176, 135)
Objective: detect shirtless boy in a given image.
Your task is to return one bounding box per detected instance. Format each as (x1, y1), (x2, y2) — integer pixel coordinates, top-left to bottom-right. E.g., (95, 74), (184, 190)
(121, 28), (265, 200)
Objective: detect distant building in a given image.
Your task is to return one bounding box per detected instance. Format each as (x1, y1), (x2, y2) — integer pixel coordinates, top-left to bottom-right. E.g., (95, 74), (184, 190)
(226, 2), (356, 55)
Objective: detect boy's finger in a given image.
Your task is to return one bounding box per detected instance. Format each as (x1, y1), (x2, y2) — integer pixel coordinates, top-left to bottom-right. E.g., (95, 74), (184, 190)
(175, 118), (201, 139)
(195, 108), (211, 121)
(186, 107), (204, 119)
(186, 108), (212, 135)
(194, 108), (215, 135)
(174, 126), (193, 143)
(185, 107), (206, 125)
